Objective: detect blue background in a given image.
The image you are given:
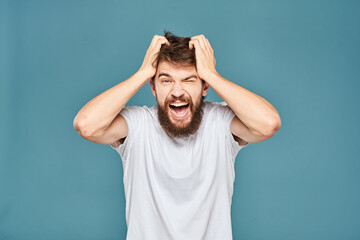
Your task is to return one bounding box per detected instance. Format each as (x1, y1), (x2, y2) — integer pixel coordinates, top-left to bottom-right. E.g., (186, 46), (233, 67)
(1, 0), (359, 239)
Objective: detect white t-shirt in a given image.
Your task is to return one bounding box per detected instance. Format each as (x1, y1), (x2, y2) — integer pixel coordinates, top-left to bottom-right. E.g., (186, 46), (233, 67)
(110, 101), (249, 240)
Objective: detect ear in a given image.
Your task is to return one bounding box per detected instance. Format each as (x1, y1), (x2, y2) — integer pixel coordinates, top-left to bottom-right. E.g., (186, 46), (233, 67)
(202, 81), (210, 97)
(150, 78), (156, 97)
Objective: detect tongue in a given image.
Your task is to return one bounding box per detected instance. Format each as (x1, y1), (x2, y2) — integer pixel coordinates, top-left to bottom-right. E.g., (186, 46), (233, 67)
(173, 105), (188, 115)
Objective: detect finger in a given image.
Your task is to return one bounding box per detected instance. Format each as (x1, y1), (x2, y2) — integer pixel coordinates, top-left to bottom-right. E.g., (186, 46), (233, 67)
(189, 40), (194, 50)
(149, 36), (169, 50)
(191, 34), (202, 39)
(158, 36), (170, 46)
(199, 35), (210, 53)
(154, 38), (170, 50)
(192, 35), (206, 52)
(189, 39), (197, 50)
(192, 39), (202, 53)
(159, 37), (170, 46)
(205, 38), (214, 54)
(149, 35), (160, 49)
(201, 37), (211, 54)
(149, 37), (167, 53)
(195, 38), (206, 52)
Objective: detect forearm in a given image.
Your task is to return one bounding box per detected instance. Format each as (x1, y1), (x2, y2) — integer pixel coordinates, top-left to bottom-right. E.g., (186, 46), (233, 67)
(204, 72), (281, 136)
(73, 70), (151, 136)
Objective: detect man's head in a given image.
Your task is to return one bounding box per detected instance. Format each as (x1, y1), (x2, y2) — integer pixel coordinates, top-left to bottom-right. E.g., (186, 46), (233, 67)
(150, 30), (210, 139)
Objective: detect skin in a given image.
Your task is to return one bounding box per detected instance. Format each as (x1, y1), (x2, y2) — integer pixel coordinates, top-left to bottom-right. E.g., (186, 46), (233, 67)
(73, 34), (280, 147)
(188, 35), (281, 144)
(150, 61), (210, 138)
(145, 34), (281, 144)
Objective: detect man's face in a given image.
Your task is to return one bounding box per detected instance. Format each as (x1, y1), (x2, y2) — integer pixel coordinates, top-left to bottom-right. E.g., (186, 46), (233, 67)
(150, 61), (209, 138)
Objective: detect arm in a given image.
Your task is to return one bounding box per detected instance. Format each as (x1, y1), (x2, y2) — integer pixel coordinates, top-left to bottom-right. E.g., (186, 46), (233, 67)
(189, 35), (281, 143)
(73, 35), (170, 142)
(206, 72), (281, 140)
(73, 70), (149, 138)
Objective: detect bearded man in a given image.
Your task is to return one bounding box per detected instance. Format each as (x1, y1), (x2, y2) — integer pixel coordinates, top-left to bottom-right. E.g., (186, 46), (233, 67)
(74, 31), (281, 240)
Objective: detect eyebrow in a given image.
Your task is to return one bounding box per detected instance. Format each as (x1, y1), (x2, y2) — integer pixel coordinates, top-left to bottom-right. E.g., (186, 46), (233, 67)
(158, 73), (197, 80)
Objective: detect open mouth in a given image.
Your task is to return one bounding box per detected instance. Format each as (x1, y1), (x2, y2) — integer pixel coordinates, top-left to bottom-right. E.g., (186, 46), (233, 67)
(169, 102), (190, 119)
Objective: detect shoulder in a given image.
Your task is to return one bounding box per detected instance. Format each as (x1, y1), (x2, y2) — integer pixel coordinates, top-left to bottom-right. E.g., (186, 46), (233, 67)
(121, 105), (148, 113)
(119, 105), (158, 132)
(120, 105), (153, 118)
(204, 101), (232, 115)
(204, 101), (229, 108)
(203, 101), (223, 111)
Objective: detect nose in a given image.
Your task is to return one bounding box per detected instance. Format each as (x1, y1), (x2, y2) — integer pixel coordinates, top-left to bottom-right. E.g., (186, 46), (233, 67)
(170, 82), (185, 98)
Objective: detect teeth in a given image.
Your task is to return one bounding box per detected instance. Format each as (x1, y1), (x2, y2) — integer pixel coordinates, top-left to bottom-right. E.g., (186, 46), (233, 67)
(170, 102), (188, 107)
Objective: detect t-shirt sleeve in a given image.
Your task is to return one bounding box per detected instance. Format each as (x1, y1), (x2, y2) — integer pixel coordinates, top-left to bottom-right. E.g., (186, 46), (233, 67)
(109, 105), (145, 159)
(217, 101), (250, 158)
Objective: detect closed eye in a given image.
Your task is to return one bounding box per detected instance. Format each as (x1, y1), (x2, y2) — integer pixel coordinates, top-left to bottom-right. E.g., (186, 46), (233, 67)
(185, 79), (195, 82)
(160, 79), (196, 83)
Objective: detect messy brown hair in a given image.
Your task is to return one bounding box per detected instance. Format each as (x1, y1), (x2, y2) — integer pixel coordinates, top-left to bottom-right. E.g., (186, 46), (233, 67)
(151, 30), (205, 87)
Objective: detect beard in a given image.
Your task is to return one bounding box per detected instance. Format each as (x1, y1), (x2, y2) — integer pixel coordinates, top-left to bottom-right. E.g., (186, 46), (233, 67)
(157, 95), (205, 139)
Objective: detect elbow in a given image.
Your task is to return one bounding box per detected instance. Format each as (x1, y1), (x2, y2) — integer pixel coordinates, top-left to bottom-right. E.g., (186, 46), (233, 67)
(73, 114), (85, 132)
(73, 118), (105, 139)
(73, 118), (92, 138)
(73, 118), (81, 133)
(264, 115), (281, 137)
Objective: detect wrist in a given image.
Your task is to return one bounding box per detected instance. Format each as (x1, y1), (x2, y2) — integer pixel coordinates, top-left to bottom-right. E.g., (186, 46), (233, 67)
(202, 71), (221, 84)
(135, 69), (155, 83)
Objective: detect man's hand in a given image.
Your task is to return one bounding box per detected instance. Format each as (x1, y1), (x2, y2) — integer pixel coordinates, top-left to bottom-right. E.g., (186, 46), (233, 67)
(138, 35), (170, 79)
(189, 34), (218, 81)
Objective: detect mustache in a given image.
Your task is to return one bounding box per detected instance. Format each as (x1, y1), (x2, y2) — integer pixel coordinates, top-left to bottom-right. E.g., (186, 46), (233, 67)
(157, 99), (205, 139)
(165, 96), (193, 107)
